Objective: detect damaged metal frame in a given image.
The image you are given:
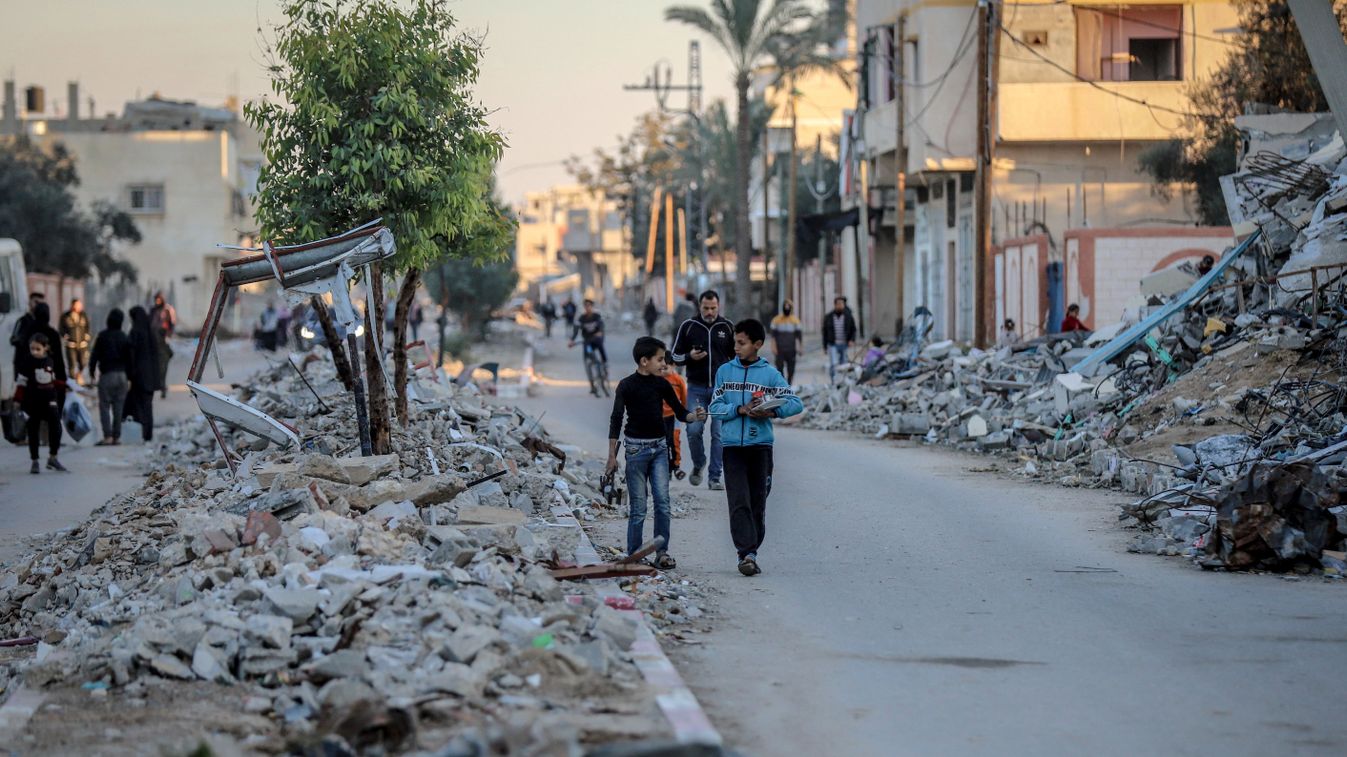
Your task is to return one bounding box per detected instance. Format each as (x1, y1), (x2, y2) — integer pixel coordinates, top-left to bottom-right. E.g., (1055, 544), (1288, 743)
(189, 219), (397, 472)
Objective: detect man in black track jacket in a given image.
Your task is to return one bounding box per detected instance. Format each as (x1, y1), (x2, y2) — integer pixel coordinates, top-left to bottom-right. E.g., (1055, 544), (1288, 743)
(670, 290), (734, 490)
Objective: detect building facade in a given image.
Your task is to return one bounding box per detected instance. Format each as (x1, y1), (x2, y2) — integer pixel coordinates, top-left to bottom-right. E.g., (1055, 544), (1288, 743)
(847, 0), (1239, 342)
(2, 81), (263, 331)
(514, 185), (635, 305)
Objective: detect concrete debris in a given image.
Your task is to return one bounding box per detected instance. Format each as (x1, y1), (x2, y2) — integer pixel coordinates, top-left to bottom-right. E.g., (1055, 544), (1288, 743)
(804, 116), (1347, 574)
(0, 347), (673, 752)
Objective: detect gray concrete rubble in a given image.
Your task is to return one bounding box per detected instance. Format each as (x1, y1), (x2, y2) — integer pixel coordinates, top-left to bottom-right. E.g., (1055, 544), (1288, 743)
(803, 115), (1347, 575)
(0, 351), (690, 753)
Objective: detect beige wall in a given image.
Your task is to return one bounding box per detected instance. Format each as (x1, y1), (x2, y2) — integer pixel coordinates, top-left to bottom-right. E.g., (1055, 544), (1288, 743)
(27, 127), (260, 329)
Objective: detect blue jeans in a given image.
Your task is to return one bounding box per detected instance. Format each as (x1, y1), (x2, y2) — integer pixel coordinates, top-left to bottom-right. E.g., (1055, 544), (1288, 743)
(828, 343), (849, 379)
(625, 437), (671, 555)
(685, 383), (723, 482)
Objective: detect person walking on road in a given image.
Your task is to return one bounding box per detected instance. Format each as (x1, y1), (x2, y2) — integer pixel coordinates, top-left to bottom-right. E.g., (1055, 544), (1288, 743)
(15, 331), (69, 474)
(661, 359), (689, 481)
(708, 318), (803, 576)
(672, 292), (696, 342)
(257, 302), (280, 352)
(671, 290), (735, 491)
(9, 291), (44, 378)
(126, 306), (160, 443)
(149, 292), (176, 399)
(606, 336), (706, 569)
(59, 298), (91, 385)
(643, 298), (659, 337)
(540, 300), (557, 338)
(88, 308), (132, 446)
(769, 299), (803, 384)
(822, 296), (857, 381)
(562, 299), (578, 333)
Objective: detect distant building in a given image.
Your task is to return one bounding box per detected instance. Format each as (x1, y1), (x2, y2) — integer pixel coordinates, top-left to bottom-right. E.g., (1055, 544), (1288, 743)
(1, 80), (262, 330)
(515, 185), (634, 304)
(847, 0), (1239, 342)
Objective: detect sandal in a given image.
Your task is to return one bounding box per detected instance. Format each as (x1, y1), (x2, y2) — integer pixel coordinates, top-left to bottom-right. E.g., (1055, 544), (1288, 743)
(654, 552), (677, 570)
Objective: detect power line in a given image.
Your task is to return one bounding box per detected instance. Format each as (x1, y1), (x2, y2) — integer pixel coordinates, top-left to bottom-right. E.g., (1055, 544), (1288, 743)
(862, 8), (978, 90)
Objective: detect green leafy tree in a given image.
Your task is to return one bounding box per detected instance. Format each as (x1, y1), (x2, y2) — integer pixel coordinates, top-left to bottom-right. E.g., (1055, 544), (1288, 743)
(665, 0), (824, 311)
(1140, 0), (1347, 225)
(0, 136), (139, 283)
(424, 191), (517, 340)
(247, 0), (505, 447)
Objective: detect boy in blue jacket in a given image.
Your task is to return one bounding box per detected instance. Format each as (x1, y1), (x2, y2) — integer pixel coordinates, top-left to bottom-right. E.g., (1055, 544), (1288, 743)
(708, 319), (804, 576)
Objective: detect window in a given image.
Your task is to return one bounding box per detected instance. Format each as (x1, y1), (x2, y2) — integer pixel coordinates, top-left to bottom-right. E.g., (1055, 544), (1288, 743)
(1075, 5), (1182, 82)
(128, 184), (164, 213)
(945, 179), (956, 228)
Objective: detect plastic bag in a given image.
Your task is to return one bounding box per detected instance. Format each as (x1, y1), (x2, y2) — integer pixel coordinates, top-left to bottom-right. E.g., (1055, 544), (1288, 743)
(2, 402), (26, 444)
(62, 392), (93, 442)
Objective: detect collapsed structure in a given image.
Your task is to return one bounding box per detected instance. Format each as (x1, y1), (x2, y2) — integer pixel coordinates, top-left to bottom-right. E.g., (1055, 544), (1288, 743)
(805, 115), (1347, 574)
(0, 344), (710, 753)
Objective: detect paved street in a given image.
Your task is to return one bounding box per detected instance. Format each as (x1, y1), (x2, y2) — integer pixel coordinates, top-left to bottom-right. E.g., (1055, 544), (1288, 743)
(517, 328), (1347, 757)
(0, 339), (273, 566)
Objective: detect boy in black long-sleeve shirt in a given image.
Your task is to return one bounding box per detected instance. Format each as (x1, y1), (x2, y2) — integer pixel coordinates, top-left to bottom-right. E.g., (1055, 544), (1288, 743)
(607, 337), (706, 568)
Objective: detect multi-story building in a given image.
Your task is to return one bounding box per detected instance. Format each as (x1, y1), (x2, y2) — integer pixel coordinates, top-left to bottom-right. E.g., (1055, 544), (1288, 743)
(847, 0), (1239, 342)
(1, 80), (263, 330)
(514, 185), (634, 304)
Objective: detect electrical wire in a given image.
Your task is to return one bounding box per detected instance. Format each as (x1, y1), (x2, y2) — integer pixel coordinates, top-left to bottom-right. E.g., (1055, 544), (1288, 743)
(997, 22), (1202, 120)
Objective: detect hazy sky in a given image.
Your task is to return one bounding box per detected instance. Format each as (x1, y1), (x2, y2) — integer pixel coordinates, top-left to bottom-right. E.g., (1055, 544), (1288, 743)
(2, 0), (768, 204)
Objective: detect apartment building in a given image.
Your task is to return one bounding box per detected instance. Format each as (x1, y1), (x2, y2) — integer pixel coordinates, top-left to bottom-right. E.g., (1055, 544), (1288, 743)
(1, 80), (263, 329)
(514, 185), (634, 304)
(848, 0), (1239, 341)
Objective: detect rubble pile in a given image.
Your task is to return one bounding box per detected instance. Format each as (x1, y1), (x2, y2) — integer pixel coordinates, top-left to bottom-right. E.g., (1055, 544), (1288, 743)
(803, 115), (1347, 573)
(0, 354), (676, 753)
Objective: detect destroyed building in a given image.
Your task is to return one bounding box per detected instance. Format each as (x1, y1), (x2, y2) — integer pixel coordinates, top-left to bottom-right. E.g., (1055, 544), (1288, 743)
(803, 112), (1347, 575)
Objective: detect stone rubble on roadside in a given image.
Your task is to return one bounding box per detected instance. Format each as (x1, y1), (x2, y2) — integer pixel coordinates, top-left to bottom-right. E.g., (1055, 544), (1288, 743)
(0, 350), (685, 754)
(801, 118), (1347, 575)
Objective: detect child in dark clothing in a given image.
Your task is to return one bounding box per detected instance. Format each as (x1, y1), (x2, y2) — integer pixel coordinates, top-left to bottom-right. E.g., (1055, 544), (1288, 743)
(15, 333), (69, 474)
(607, 337), (707, 568)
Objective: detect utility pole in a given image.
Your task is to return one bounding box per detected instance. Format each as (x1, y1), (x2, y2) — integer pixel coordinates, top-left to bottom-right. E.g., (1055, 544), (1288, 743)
(785, 88), (799, 304)
(624, 42), (708, 271)
(763, 129), (775, 307)
(974, 0), (1000, 347)
(894, 15), (907, 334)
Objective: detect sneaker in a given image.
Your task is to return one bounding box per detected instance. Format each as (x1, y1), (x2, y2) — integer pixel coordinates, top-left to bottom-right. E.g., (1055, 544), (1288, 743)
(654, 552), (677, 570)
(708, 479), (724, 491)
(674, 469), (687, 480)
(95, 437), (114, 446)
(737, 554), (760, 577)
(689, 466), (703, 487)
(30, 460), (39, 475)
(47, 458), (68, 472)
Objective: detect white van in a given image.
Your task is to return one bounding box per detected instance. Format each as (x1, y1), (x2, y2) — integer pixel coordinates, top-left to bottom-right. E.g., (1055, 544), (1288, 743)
(0, 238), (30, 397)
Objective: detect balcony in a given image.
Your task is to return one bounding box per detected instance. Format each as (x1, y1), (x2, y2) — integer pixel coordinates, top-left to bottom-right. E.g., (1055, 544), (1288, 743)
(999, 80), (1190, 143)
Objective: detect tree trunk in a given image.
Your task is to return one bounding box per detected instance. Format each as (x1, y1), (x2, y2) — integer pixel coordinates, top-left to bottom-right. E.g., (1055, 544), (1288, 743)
(365, 262), (391, 455)
(311, 296), (353, 391)
(436, 263), (449, 368)
(392, 267), (421, 425)
(734, 72), (754, 315)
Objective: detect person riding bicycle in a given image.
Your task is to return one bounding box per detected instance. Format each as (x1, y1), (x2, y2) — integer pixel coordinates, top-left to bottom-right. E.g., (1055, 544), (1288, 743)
(569, 298), (607, 359)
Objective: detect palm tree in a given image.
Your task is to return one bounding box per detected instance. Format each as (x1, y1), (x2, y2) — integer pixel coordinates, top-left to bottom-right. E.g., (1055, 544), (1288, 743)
(665, 0), (818, 311)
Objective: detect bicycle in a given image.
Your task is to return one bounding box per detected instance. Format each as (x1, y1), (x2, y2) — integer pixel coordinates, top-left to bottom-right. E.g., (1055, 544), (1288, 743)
(572, 340), (610, 397)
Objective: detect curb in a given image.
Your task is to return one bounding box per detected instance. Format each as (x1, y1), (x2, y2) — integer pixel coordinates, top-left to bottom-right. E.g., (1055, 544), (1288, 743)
(551, 505), (723, 747)
(0, 684), (44, 749)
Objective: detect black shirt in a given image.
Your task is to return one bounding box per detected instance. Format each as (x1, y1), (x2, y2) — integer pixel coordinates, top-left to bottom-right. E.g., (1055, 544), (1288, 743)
(671, 315), (735, 388)
(90, 329), (133, 377)
(609, 373), (692, 441)
(572, 312), (604, 343)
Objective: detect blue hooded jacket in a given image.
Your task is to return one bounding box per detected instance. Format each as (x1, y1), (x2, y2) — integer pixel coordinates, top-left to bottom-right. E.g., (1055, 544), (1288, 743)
(708, 357), (804, 447)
